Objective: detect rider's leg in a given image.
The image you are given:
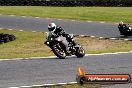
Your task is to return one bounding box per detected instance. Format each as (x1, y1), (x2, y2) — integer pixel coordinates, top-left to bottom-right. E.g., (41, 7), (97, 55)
(62, 34), (76, 45)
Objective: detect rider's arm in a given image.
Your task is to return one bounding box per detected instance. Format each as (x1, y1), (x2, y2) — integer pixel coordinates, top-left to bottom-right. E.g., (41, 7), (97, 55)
(56, 26), (66, 35)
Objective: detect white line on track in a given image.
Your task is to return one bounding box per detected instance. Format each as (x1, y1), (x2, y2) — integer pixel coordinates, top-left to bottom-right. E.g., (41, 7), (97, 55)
(32, 31), (37, 32)
(90, 36), (95, 38)
(79, 35), (85, 37)
(31, 85), (43, 87)
(8, 29), (13, 30)
(19, 86), (31, 88)
(9, 15), (15, 16)
(85, 51), (132, 56)
(69, 82), (77, 84)
(46, 18), (51, 20)
(30, 56), (57, 59)
(1, 51), (132, 62)
(71, 20), (76, 21)
(43, 84), (56, 86)
(110, 38), (117, 40)
(124, 39), (129, 41)
(9, 82), (78, 88)
(35, 17), (40, 18)
(87, 21), (92, 22)
(21, 16), (26, 18)
(58, 83), (67, 85)
(99, 37), (104, 39)
(58, 19), (63, 20)
(19, 30), (23, 31)
(100, 22), (105, 23)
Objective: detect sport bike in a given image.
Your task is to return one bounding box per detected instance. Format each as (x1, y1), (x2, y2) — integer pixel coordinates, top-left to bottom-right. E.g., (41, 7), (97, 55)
(44, 32), (85, 59)
(118, 24), (132, 36)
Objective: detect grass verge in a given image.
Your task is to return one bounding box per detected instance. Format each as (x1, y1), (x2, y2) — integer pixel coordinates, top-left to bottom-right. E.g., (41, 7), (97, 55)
(0, 6), (132, 23)
(76, 36), (132, 54)
(0, 29), (132, 59)
(0, 29), (54, 59)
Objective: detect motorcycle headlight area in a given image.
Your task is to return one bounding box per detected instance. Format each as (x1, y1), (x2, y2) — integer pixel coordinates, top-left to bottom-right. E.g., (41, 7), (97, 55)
(46, 41), (50, 45)
(129, 27), (132, 30)
(50, 38), (53, 41)
(57, 38), (62, 41)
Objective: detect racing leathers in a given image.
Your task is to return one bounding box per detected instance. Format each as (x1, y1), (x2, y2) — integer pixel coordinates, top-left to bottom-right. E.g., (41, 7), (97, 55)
(118, 24), (127, 31)
(53, 26), (76, 46)
(118, 23), (131, 35)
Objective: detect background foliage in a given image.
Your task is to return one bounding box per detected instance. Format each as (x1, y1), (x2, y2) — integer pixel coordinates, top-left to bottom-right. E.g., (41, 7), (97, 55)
(0, 0), (132, 6)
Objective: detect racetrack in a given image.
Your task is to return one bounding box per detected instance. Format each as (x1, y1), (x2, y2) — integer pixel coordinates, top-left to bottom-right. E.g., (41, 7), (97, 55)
(0, 15), (132, 88)
(0, 53), (132, 88)
(0, 15), (120, 38)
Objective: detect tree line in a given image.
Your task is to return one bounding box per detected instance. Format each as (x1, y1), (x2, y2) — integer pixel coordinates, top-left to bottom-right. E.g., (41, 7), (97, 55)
(0, 0), (132, 6)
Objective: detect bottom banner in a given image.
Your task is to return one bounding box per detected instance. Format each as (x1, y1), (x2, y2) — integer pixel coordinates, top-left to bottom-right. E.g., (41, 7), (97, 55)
(76, 67), (131, 84)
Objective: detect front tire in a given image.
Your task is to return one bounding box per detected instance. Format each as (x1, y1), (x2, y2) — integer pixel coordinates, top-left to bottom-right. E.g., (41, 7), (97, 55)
(52, 44), (66, 59)
(75, 46), (85, 58)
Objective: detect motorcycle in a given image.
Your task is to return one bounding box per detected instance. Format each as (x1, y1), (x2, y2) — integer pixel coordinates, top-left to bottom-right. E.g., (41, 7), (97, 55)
(0, 33), (16, 43)
(44, 32), (85, 59)
(118, 24), (132, 36)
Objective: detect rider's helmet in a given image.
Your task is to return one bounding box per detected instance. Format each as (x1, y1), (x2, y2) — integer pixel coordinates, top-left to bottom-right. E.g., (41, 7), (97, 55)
(48, 23), (57, 32)
(119, 21), (124, 25)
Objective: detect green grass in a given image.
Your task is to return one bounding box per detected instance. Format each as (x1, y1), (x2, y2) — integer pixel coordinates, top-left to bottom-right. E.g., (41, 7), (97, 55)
(0, 29), (54, 59)
(0, 6), (132, 23)
(31, 84), (100, 88)
(0, 29), (132, 59)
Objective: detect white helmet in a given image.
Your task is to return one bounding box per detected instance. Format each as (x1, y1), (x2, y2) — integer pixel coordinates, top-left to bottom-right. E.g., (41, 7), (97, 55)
(48, 23), (56, 32)
(119, 21), (124, 25)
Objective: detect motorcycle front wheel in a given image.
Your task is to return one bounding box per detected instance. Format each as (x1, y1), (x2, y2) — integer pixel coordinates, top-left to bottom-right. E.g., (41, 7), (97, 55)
(52, 44), (66, 59)
(75, 46), (85, 58)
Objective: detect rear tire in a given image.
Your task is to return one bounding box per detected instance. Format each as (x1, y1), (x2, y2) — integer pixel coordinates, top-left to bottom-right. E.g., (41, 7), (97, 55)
(52, 44), (66, 59)
(75, 46), (85, 58)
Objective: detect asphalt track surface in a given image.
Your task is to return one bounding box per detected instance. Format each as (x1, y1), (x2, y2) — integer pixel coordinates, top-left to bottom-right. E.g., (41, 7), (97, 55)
(0, 15), (120, 38)
(0, 15), (132, 38)
(0, 15), (132, 88)
(0, 53), (132, 88)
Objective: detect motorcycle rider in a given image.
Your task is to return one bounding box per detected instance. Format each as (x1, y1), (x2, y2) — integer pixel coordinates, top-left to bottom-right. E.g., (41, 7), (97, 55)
(48, 23), (76, 53)
(118, 21), (127, 34)
(118, 21), (131, 35)
(118, 21), (126, 29)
